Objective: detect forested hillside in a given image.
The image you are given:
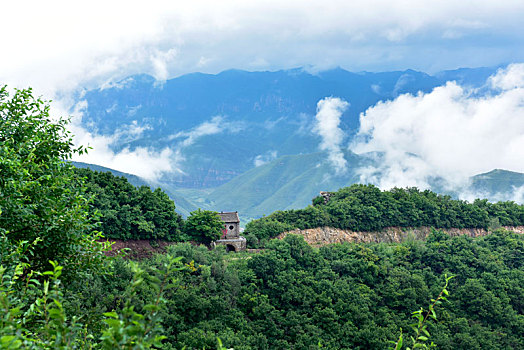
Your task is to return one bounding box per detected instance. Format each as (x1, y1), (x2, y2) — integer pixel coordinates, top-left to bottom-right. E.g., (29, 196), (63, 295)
(74, 168), (184, 240)
(72, 161), (199, 217)
(72, 167), (227, 246)
(72, 231), (524, 349)
(244, 184), (524, 245)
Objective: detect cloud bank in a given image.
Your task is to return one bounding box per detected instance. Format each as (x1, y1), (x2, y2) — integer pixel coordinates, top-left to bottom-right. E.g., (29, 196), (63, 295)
(351, 64), (524, 198)
(460, 185), (524, 204)
(2, 1), (524, 97)
(67, 101), (178, 180)
(67, 102), (238, 180)
(313, 97), (349, 174)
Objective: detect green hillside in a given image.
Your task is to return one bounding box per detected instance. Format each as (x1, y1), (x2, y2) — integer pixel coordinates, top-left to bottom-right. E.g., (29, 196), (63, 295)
(189, 154), (524, 224)
(73, 167), (184, 240)
(203, 151), (365, 222)
(71, 161), (198, 217)
(244, 184), (524, 244)
(73, 160), (524, 225)
(470, 169), (524, 195)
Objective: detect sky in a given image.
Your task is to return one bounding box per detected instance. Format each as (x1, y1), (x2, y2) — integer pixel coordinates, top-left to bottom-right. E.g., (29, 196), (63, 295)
(2, 1), (524, 200)
(2, 1), (524, 96)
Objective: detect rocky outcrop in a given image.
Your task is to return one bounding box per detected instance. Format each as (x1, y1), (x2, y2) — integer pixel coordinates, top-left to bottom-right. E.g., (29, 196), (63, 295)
(277, 226), (524, 246)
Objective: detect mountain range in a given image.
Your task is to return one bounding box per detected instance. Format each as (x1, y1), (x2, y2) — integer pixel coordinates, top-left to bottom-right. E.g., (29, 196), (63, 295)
(78, 66), (499, 187)
(73, 66), (524, 223)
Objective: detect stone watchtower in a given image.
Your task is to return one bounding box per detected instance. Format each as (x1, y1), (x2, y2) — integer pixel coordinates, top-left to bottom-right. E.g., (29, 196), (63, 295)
(219, 212), (241, 239)
(212, 211), (247, 252)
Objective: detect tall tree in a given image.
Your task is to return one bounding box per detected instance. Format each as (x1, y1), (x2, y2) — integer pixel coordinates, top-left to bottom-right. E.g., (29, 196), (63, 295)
(0, 86), (107, 277)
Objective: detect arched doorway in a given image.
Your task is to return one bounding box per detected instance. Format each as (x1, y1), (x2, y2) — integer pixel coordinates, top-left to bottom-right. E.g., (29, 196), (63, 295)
(226, 244), (236, 252)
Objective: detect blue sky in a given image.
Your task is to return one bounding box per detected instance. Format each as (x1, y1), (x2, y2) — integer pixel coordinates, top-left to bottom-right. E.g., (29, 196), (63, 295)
(1, 0), (524, 95)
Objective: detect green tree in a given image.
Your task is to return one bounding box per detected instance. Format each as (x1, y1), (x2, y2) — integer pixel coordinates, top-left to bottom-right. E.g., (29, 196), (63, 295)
(0, 86), (107, 277)
(74, 168), (183, 240)
(183, 209), (224, 245)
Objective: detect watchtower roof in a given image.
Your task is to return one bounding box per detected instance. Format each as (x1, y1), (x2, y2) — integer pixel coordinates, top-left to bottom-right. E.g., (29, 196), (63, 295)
(219, 211), (240, 223)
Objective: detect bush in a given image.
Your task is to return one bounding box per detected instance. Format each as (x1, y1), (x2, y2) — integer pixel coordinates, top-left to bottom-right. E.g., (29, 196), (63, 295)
(244, 217), (296, 241)
(183, 209), (224, 245)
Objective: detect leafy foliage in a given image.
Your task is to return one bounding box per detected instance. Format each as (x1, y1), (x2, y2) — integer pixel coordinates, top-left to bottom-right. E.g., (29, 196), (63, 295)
(4, 229), (523, 349)
(74, 168), (184, 241)
(0, 85), (186, 348)
(98, 256), (184, 348)
(391, 274), (455, 349)
(0, 86), (108, 277)
(0, 235), (184, 349)
(152, 231), (523, 349)
(183, 209), (224, 245)
(245, 184), (524, 243)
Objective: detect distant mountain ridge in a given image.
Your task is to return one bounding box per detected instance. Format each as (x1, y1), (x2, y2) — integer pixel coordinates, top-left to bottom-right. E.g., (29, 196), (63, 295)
(77, 66), (500, 189)
(71, 161), (150, 188)
(470, 169), (524, 197)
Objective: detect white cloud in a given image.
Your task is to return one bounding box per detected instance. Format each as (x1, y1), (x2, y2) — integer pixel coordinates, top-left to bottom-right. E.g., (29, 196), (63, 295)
(254, 151), (278, 167)
(53, 100), (242, 181)
(512, 185), (524, 203)
(313, 97), (349, 174)
(351, 63), (524, 201)
(489, 64), (524, 90)
(168, 116), (240, 147)
(151, 48), (178, 82)
(65, 101), (180, 181)
(460, 185), (524, 204)
(127, 105), (142, 117)
(371, 84), (381, 94)
(2, 1), (524, 98)
(100, 77), (139, 91)
(77, 146), (177, 180)
(264, 117), (286, 130)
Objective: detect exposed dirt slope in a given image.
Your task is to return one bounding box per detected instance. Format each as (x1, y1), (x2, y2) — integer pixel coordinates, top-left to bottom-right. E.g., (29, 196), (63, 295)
(101, 226), (524, 257)
(100, 239), (179, 259)
(277, 226), (524, 246)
